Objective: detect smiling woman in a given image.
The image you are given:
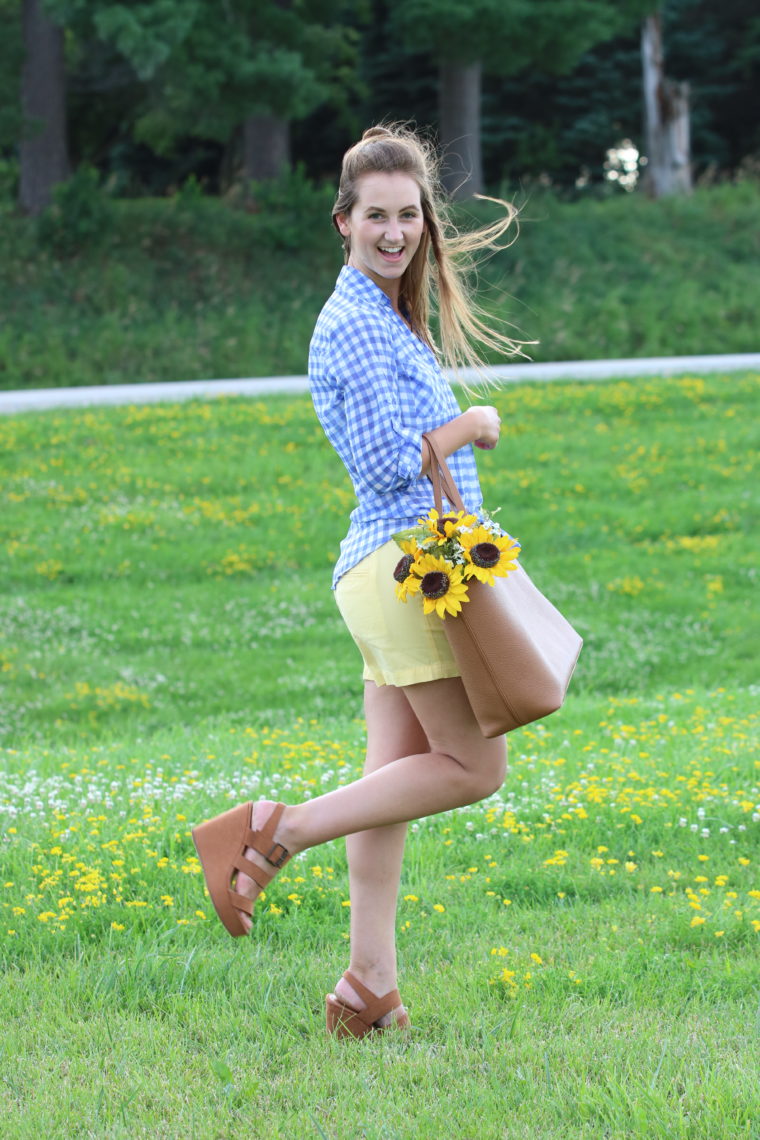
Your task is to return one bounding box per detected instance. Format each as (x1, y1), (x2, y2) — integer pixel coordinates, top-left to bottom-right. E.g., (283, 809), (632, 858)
(191, 123), (530, 1042)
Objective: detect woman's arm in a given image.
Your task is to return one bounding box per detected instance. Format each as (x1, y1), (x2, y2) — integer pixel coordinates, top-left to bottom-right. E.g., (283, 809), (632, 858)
(421, 405), (501, 475)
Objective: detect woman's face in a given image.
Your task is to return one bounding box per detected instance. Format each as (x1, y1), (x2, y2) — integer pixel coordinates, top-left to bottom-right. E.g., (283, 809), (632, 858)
(336, 171), (425, 301)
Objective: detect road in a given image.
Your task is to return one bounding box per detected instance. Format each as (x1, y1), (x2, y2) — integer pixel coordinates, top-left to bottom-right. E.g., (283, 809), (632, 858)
(0, 353), (758, 415)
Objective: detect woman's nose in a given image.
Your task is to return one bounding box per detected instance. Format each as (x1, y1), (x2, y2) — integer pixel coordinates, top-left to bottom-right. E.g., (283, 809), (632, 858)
(384, 219), (403, 242)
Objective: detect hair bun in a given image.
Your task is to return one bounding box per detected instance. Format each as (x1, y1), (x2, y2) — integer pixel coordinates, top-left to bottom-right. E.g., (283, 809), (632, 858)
(361, 126), (393, 142)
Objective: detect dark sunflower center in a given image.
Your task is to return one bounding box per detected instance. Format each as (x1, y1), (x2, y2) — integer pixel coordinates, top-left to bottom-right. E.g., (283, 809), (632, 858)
(393, 554), (414, 583)
(436, 515), (458, 535)
(420, 570), (449, 599)
(470, 542), (500, 568)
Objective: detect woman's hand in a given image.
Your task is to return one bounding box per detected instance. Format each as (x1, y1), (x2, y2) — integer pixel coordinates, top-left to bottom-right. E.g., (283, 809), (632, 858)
(421, 404), (502, 473)
(469, 405), (501, 450)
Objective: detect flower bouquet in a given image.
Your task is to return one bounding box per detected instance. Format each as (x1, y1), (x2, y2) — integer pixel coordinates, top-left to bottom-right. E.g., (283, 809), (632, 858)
(392, 508), (521, 619)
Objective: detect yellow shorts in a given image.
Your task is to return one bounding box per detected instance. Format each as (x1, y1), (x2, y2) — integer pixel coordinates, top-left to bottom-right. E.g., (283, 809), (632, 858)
(335, 539), (460, 688)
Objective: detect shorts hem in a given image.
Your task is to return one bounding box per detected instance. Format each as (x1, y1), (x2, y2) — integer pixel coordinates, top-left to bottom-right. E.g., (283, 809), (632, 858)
(363, 662), (461, 688)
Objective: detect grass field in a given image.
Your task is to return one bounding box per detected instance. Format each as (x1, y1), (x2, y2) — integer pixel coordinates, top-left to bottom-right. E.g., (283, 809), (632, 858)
(1, 371), (759, 1138)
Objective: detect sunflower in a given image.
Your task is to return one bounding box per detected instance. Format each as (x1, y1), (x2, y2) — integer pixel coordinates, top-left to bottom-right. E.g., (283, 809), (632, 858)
(421, 508), (478, 543)
(394, 540), (422, 602)
(459, 526), (521, 586)
(414, 553), (470, 618)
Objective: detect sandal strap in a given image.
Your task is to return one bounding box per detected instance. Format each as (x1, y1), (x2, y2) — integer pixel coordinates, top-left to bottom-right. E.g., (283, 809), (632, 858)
(244, 803), (290, 868)
(342, 970), (403, 1028)
(233, 853), (274, 890)
(228, 889), (254, 916)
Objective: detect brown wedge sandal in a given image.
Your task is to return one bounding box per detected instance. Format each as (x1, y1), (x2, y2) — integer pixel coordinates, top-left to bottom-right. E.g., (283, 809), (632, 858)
(325, 970), (410, 1039)
(192, 802), (290, 937)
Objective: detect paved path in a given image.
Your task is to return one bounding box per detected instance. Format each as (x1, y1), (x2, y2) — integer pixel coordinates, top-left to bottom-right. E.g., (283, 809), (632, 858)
(1, 353), (757, 415)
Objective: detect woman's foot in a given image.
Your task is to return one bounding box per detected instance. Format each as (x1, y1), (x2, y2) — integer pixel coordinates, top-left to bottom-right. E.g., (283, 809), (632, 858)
(327, 970), (409, 1035)
(233, 799), (293, 934)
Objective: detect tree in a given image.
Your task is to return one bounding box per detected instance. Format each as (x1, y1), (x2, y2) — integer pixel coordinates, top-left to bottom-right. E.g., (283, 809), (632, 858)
(641, 10), (691, 196)
(389, 0), (649, 198)
(129, 0), (361, 189)
(19, 0), (69, 214)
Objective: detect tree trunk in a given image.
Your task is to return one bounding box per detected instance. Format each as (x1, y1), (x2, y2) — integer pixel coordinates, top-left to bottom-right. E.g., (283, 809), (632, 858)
(243, 115), (291, 185)
(641, 14), (692, 198)
(19, 0), (69, 216)
(438, 60), (483, 200)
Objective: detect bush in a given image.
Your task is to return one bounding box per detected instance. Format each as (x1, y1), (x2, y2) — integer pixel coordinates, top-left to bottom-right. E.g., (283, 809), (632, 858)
(0, 158), (18, 213)
(246, 164), (335, 252)
(37, 165), (113, 257)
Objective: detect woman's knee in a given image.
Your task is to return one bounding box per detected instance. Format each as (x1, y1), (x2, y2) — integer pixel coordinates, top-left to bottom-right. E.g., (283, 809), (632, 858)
(448, 740), (507, 801)
(470, 755), (507, 800)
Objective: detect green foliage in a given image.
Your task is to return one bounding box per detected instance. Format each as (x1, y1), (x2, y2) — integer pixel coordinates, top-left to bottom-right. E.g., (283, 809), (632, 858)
(1, 184), (757, 389)
(90, 0), (198, 80)
(35, 164), (114, 256)
(3, 0), (753, 199)
(130, 0), (361, 151)
(0, 0), (22, 150)
(390, 0), (642, 74)
(246, 164), (335, 250)
(0, 157), (18, 211)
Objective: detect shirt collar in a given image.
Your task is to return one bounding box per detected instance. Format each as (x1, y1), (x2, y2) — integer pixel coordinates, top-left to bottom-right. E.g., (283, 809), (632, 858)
(335, 265), (395, 312)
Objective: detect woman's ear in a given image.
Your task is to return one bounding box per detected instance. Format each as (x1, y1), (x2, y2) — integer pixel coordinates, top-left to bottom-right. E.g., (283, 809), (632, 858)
(335, 213), (351, 237)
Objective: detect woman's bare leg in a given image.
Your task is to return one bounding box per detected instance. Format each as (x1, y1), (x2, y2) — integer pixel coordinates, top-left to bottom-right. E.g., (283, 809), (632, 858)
(332, 681), (428, 1023)
(235, 677), (506, 931)
(283, 676), (506, 846)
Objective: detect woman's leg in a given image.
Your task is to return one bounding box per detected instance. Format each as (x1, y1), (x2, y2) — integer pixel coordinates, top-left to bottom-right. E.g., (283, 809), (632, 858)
(284, 676), (506, 846)
(332, 680), (429, 1021)
(236, 676), (506, 927)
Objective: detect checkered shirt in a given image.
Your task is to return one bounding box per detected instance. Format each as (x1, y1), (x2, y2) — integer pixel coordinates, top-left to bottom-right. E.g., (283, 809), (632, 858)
(309, 266), (483, 588)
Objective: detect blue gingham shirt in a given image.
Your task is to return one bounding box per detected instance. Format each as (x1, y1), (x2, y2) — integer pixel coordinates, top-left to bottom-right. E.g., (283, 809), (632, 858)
(309, 266), (483, 587)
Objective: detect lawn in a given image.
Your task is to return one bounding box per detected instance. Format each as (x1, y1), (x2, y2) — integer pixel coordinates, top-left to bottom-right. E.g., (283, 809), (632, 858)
(1, 371), (758, 1138)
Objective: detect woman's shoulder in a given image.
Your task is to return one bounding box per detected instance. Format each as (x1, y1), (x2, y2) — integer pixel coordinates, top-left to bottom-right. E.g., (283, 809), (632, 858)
(312, 286), (394, 356)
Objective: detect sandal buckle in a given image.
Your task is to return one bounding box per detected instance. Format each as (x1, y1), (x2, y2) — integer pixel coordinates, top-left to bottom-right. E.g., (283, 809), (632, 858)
(265, 842), (289, 868)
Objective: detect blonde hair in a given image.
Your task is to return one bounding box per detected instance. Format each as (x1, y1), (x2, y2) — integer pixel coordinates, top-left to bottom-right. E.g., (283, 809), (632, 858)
(332, 123), (528, 372)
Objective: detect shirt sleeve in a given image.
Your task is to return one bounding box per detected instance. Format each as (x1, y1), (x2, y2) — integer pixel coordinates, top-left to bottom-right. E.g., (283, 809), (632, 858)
(326, 307), (424, 494)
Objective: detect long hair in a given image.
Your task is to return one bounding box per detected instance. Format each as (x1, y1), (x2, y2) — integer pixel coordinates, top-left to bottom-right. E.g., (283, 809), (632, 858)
(331, 124), (528, 372)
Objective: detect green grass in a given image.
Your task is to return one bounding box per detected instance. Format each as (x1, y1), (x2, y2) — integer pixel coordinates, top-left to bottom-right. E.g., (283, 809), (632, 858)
(1, 372), (759, 1138)
(1, 181), (759, 391)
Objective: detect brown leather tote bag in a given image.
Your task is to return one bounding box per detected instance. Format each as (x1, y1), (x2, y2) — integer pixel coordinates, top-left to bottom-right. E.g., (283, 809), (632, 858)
(423, 433), (583, 737)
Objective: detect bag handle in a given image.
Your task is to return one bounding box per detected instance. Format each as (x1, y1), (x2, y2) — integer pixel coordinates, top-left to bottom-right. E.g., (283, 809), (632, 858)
(422, 432), (466, 515)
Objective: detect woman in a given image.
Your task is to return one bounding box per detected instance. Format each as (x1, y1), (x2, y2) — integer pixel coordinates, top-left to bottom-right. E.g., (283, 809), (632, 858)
(193, 124), (522, 1038)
